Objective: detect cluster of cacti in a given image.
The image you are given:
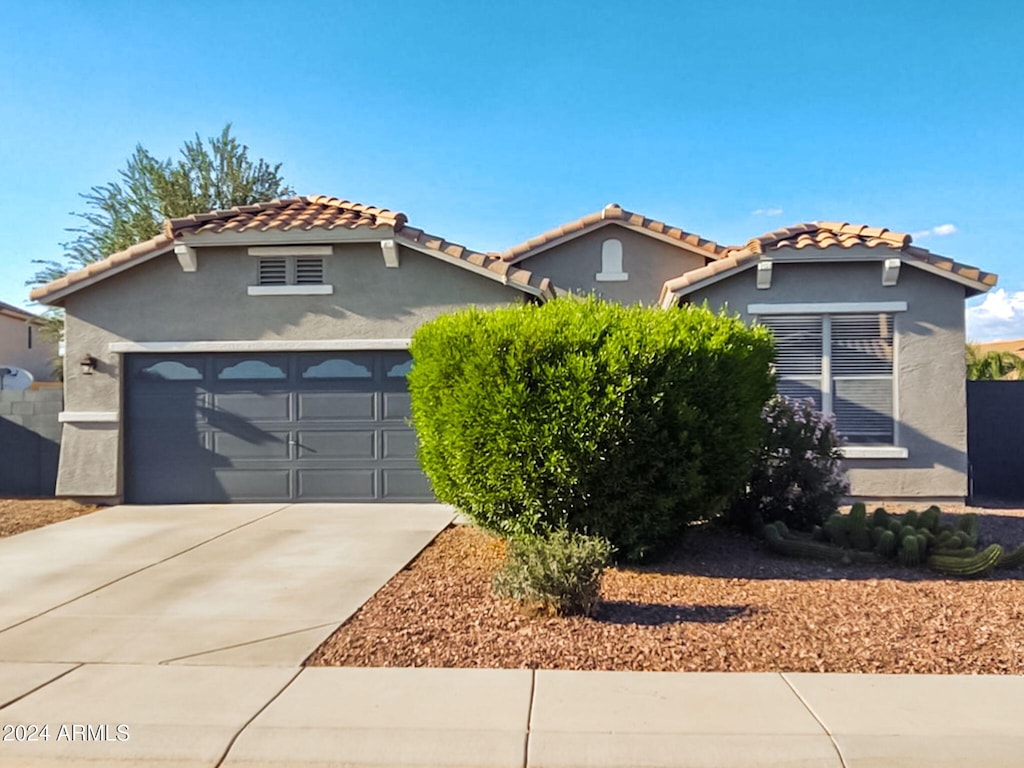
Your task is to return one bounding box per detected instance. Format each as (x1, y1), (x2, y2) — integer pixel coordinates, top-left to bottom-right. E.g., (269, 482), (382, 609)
(763, 503), (1024, 578)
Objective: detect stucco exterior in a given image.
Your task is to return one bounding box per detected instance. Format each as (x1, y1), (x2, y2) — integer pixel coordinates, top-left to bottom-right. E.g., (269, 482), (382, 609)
(688, 251), (969, 500)
(513, 224), (707, 304)
(57, 242), (525, 498)
(0, 312), (56, 382)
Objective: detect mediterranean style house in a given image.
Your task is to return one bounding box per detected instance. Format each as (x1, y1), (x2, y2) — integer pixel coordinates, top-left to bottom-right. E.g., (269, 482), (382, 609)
(29, 197), (996, 504)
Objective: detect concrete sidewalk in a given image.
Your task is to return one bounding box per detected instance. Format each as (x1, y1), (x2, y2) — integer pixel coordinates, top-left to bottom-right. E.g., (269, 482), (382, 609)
(2, 665), (1024, 767)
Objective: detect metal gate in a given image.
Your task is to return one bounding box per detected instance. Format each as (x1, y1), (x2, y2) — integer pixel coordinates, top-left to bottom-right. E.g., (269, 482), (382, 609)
(125, 351), (433, 503)
(967, 380), (1024, 507)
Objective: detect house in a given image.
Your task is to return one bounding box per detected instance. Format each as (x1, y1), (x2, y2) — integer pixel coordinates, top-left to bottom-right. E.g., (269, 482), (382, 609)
(29, 197), (996, 505)
(0, 300), (57, 383)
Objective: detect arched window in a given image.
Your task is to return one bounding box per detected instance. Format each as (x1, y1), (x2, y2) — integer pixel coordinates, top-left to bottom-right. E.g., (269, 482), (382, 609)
(596, 238), (628, 281)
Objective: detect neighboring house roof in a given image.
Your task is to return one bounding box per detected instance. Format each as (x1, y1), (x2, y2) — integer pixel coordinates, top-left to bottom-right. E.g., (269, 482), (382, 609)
(30, 196), (556, 304)
(494, 203), (728, 264)
(975, 339), (1024, 358)
(0, 300), (42, 323)
(660, 221), (998, 306)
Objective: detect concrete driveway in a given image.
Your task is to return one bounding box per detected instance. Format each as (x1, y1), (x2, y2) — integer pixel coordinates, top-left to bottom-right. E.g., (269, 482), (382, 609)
(0, 503), (455, 666)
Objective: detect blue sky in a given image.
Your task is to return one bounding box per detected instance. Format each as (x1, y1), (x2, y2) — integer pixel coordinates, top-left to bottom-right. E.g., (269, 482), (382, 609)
(2, 0), (1022, 340)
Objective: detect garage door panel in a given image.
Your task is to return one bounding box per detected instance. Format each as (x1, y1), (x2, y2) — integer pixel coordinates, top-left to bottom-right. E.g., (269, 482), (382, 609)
(213, 468), (291, 500)
(297, 469), (376, 500)
(297, 392), (376, 421)
(382, 392), (412, 421)
(382, 429), (419, 459)
(213, 430), (291, 459)
(296, 430), (376, 459)
(211, 392), (290, 421)
(383, 469), (433, 499)
(129, 393), (207, 422)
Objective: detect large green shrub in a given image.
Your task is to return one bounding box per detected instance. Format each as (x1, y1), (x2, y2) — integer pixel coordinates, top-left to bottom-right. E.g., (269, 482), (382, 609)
(408, 296), (774, 561)
(493, 530), (614, 617)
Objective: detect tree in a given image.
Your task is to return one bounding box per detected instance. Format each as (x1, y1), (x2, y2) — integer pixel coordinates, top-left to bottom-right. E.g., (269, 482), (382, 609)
(31, 124), (293, 285)
(966, 343), (1024, 381)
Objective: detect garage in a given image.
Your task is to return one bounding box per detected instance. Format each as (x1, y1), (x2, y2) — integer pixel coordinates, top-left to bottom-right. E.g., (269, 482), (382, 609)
(125, 350), (434, 503)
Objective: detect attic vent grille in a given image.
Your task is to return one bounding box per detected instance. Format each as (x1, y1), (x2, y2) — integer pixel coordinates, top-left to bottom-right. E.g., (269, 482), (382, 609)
(258, 258), (288, 286)
(295, 258), (325, 285)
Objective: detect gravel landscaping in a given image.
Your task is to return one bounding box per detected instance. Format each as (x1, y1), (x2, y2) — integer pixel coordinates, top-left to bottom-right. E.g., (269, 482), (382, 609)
(0, 497), (101, 537)
(307, 506), (1024, 674)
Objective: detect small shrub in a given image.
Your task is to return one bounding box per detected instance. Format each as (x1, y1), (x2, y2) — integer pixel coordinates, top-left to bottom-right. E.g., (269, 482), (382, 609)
(492, 530), (614, 617)
(726, 395), (849, 533)
(409, 296), (775, 561)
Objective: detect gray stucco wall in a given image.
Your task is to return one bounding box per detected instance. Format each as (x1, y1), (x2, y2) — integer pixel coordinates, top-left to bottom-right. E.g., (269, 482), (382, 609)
(517, 224), (707, 305)
(0, 314), (57, 382)
(57, 242), (525, 498)
(689, 252), (969, 500)
(0, 388), (62, 495)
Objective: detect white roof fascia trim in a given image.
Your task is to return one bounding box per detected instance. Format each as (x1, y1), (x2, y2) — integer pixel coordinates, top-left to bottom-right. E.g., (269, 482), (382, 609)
(841, 446), (909, 459)
(394, 237), (544, 298)
(109, 339), (412, 353)
(901, 260), (993, 293)
(34, 245), (176, 305)
(59, 411), (119, 423)
(748, 301), (908, 315)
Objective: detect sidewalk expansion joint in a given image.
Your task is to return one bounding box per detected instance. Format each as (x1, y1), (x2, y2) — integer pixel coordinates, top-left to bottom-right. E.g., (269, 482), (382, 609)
(780, 672), (848, 768)
(523, 669), (536, 768)
(0, 505), (290, 636)
(0, 662), (83, 712)
(214, 667), (303, 768)
(158, 621), (341, 665)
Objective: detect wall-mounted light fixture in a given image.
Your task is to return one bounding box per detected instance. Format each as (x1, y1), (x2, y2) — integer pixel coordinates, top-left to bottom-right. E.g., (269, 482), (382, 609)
(79, 355), (98, 375)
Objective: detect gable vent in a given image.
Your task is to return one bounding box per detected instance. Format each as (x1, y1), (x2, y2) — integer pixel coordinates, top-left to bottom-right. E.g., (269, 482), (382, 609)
(258, 258), (288, 285)
(295, 258), (325, 285)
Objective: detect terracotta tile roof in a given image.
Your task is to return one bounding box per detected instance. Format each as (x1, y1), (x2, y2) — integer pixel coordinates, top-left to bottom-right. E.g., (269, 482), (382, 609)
(396, 226), (556, 299)
(168, 195), (407, 236)
(31, 196), (557, 302)
(661, 221), (997, 305)
(495, 203), (728, 263)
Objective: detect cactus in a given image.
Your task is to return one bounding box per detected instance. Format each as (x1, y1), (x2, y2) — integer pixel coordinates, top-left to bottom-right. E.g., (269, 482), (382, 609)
(899, 535), (921, 567)
(930, 547), (979, 559)
(902, 510), (919, 528)
(916, 533), (930, 558)
(927, 544), (1003, 577)
(888, 519), (903, 535)
(996, 544), (1024, 570)
(899, 525), (918, 543)
(824, 514), (849, 548)
(919, 506), (941, 533)
(871, 507), (890, 529)
(958, 514), (980, 547)
(876, 528), (897, 558)
(850, 503), (867, 527)
(764, 523), (847, 562)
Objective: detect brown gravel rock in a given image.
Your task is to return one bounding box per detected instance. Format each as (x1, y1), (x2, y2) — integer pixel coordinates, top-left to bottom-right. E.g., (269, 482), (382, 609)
(0, 498), (101, 537)
(307, 508), (1024, 674)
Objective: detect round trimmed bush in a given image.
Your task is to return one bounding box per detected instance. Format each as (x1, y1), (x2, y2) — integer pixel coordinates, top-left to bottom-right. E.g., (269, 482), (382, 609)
(408, 296), (774, 561)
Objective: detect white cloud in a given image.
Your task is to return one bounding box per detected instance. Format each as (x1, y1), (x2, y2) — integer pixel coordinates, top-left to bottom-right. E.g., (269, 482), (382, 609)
(912, 223), (958, 238)
(966, 289), (1024, 342)
(752, 207), (783, 216)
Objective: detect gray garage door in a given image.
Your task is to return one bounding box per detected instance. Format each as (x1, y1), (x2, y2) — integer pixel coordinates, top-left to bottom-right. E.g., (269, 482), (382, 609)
(125, 351), (434, 503)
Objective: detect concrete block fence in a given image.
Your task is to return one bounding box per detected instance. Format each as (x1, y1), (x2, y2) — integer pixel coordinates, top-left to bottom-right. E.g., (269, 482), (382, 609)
(0, 387), (62, 496)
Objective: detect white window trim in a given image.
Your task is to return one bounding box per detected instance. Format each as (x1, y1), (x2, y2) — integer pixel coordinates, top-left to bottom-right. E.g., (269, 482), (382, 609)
(58, 411), (119, 423)
(748, 301), (907, 315)
(247, 285), (334, 296)
(841, 446), (909, 459)
(109, 339), (411, 353)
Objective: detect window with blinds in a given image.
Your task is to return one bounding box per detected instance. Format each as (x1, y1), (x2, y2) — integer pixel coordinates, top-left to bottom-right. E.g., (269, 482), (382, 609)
(257, 257), (324, 286)
(760, 313), (894, 444)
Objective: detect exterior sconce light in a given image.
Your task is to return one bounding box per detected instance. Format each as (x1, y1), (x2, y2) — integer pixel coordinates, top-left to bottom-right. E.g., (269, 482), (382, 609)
(80, 355), (98, 375)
